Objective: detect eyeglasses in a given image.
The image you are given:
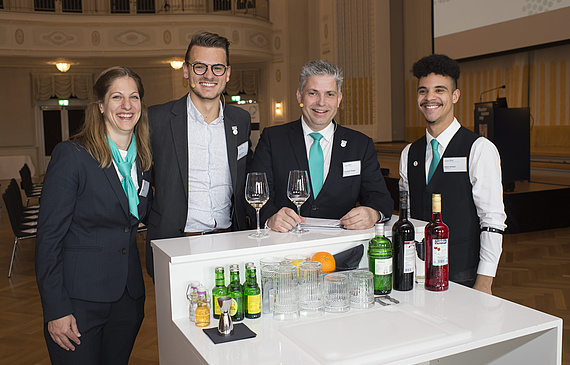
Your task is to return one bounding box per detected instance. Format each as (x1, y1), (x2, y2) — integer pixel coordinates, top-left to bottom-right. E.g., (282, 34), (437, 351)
(188, 62), (228, 76)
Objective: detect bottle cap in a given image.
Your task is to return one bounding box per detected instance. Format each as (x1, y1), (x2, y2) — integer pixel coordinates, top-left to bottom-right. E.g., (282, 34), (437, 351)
(375, 222), (385, 236)
(191, 281), (200, 288)
(215, 266), (224, 272)
(197, 285), (207, 294)
(432, 194), (442, 213)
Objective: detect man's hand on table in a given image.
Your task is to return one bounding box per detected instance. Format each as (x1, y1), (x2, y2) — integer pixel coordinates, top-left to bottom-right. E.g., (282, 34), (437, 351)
(267, 207), (306, 232)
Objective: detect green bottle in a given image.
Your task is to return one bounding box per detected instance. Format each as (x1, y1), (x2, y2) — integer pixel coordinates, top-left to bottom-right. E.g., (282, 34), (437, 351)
(368, 222), (393, 295)
(228, 266), (244, 321)
(244, 265), (261, 319)
(212, 266), (227, 319)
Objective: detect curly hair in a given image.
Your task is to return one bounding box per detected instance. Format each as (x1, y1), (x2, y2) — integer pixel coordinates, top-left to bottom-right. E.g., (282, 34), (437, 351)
(412, 54), (460, 89)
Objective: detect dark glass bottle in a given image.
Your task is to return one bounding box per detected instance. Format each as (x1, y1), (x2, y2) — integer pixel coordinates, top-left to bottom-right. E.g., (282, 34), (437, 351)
(227, 266), (244, 321)
(392, 191), (415, 291)
(425, 194), (449, 291)
(368, 222), (392, 295)
(244, 265), (261, 319)
(212, 266), (227, 319)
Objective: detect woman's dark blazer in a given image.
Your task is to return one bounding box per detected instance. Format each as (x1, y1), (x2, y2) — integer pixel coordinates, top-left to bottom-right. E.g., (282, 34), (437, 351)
(35, 140), (152, 323)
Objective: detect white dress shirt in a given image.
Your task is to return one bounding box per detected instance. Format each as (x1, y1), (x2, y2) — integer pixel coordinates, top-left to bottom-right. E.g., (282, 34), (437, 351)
(399, 119), (507, 277)
(184, 95), (233, 232)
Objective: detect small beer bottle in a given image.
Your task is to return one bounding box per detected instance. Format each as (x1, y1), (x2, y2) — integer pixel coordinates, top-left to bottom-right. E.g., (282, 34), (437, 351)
(195, 285), (210, 327)
(228, 267), (244, 321)
(244, 265), (261, 319)
(212, 266), (227, 319)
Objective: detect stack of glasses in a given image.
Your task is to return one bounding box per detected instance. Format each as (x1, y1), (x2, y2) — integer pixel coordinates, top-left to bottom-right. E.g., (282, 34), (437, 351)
(259, 256), (375, 321)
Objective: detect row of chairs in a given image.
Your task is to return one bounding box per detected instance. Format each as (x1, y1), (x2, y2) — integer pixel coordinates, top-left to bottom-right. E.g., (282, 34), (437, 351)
(4, 169), (41, 278)
(19, 163), (41, 206)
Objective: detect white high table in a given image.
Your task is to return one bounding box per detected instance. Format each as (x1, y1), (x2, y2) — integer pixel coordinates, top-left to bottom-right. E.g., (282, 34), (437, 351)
(151, 217), (562, 365)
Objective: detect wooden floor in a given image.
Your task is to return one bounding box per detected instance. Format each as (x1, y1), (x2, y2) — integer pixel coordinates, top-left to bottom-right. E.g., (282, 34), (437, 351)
(1, 180), (568, 364)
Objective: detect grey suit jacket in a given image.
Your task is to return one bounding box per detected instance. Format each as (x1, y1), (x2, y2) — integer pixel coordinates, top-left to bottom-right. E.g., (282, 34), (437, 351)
(146, 94), (252, 276)
(35, 140), (152, 323)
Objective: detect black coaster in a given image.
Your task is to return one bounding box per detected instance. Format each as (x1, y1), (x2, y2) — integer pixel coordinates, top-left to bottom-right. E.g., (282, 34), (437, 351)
(202, 323), (257, 344)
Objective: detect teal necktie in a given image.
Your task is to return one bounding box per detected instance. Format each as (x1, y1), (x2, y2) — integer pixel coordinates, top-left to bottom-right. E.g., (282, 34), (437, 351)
(107, 135), (139, 219)
(308, 132), (324, 198)
(428, 139), (440, 183)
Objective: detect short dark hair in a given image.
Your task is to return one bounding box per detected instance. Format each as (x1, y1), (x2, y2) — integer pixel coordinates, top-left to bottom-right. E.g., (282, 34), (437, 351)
(184, 31), (230, 66)
(412, 54), (460, 89)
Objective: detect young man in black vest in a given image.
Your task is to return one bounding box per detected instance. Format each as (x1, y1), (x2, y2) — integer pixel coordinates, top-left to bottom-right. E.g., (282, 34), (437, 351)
(399, 54), (507, 294)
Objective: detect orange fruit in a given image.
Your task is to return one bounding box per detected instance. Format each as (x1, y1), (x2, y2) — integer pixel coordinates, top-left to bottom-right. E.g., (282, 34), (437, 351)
(312, 252), (336, 273)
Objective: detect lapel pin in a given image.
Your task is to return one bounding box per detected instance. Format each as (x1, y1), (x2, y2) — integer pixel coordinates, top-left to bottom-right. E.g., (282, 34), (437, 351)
(413, 161), (418, 167)
(340, 140), (347, 148)
(232, 126), (238, 135)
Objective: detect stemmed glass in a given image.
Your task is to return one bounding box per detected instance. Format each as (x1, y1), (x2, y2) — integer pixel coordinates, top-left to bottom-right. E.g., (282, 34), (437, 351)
(287, 170), (311, 234)
(245, 172), (270, 239)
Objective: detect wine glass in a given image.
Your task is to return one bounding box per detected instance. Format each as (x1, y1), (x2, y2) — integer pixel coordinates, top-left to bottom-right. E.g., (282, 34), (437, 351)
(245, 172), (270, 239)
(287, 170), (311, 234)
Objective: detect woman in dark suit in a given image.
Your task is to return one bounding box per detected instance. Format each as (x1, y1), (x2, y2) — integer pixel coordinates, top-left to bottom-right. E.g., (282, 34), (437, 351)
(35, 66), (153, 365)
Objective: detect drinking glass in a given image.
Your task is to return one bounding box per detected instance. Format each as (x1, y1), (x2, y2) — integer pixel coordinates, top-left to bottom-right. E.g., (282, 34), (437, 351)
(287, 170), (311, 234)
(245, 172), (270, 239)
(299, 261), (325, 317)
(349, 270), (375, 309)
(324, 273), (350, 313)
(273, 264), (300, 320)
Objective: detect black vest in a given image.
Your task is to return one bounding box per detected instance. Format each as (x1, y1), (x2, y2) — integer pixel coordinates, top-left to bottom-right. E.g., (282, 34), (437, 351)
(408, 127), (481, 285)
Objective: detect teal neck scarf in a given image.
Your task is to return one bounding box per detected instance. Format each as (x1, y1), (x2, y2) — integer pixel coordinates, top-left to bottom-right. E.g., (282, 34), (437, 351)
(107, 134), (139, 219)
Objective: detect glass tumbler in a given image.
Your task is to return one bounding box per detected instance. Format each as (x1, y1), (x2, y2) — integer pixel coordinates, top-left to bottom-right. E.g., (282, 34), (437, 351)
(349, 270), (375, 309)
(324, 273), (350, 313)
(260, 263), (281, 314)
(298, 261), (325, 317)
(273, 264), (300, 320)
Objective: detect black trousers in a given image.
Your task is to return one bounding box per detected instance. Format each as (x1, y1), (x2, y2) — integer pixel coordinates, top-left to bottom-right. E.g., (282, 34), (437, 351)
(44, 289), (145, 365)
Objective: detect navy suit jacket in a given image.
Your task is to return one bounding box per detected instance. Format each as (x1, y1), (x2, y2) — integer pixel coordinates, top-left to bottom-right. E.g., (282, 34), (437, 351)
(35, 140), (152, 323)
(250, 119), (393, 224)
(146, 94), (252, 276)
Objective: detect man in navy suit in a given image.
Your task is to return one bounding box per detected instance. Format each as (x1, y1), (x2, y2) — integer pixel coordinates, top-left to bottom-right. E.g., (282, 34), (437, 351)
(146, 31), (252, 277)
(251, 60), (393, 232)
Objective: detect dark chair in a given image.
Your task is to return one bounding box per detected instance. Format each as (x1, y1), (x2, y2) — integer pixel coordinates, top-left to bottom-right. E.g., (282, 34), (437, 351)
(6, 182), (38, 226)
(19, 164), (41, 207)
(8, 179), (39, 214)
(3, 191), (37, 278)
(21, 163), (42, 189)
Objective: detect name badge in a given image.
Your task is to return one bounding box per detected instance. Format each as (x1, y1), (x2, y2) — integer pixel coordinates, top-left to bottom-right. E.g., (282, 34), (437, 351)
(342, 160), (361, 177)
(139, 179), (150, 197)
(237, 141), (248, 160)
(443, 157), (467, 172)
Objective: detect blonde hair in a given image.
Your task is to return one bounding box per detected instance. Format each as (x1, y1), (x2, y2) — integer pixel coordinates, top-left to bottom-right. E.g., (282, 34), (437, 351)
(72, 66), (152, 171)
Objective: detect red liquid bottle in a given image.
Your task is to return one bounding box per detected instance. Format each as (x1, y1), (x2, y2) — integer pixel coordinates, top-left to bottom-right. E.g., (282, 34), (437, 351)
(424, 194), (449, 291)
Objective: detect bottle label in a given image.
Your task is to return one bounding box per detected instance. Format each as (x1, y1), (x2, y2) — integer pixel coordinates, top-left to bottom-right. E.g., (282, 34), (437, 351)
(230, 298), (238, 316)
(432, 238), (448, 266)
(404, 241), (415, 274)
(374, 258), (392, 275)
(247, 294), (261, 314)
(213, 296), (221, 315)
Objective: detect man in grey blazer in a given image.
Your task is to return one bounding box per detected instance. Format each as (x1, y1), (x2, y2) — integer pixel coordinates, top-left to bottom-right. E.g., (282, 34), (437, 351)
(251, 60), (393, 232)
(146, 31), (252, 277)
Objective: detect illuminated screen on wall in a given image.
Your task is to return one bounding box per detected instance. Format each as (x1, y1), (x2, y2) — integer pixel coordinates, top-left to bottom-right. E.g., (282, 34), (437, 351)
(434, 0), (570, 60)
